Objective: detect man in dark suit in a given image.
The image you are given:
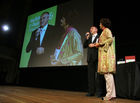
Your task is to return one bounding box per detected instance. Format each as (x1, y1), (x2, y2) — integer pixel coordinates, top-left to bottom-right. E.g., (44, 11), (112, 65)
(83, 26), (106, 97)
(26, 12), (54, 67)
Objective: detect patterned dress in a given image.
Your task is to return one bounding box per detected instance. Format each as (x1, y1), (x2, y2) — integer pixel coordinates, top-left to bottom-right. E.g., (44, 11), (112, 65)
(57, 27), (83, 65)
(98, 28), (116, 74)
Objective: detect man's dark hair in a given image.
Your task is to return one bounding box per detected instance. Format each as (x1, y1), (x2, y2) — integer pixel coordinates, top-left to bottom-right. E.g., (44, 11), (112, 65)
(41, 12), (49, 16)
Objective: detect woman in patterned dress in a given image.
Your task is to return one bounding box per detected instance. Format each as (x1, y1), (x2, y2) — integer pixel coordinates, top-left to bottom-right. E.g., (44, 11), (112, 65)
(94, 18), (116, 100)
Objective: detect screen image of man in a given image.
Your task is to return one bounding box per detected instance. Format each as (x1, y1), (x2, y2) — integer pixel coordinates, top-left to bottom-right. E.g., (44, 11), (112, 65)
(26, 12), (54, 67)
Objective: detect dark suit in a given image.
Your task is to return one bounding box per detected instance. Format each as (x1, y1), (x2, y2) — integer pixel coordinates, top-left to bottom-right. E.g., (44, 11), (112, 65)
(26, 25), (55, 67)
(83, 34), (106, 96)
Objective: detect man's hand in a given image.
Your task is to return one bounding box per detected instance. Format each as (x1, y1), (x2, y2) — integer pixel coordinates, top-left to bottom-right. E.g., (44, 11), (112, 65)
(88, 43), (95, 48)
(36, 47), (44, 55)
(85, 32), (90, 39)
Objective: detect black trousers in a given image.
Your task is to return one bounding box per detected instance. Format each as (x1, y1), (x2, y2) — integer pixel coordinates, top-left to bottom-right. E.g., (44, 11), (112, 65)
(87, 61), (97, 94)
(88, 61), (106, 95)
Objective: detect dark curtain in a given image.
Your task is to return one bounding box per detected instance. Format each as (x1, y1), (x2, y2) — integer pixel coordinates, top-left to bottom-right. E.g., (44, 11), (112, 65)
(115, 62), (140, 99)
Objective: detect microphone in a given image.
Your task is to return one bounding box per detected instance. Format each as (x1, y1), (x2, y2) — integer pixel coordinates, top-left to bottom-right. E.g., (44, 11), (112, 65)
(85, 33), (89, 36)
(85, 32), (90, 40)
(85, 32), (90, 36)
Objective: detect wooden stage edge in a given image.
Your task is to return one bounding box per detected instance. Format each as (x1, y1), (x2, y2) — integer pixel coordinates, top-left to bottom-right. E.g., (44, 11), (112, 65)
(0, 85), (139, 103)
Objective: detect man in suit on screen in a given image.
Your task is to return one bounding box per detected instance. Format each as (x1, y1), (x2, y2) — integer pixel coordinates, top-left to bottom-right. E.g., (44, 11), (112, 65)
(26, 12), (54, 67)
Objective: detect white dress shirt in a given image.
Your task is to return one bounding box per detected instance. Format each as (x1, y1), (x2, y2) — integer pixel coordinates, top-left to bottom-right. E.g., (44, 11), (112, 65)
(91, 33), (97, 43)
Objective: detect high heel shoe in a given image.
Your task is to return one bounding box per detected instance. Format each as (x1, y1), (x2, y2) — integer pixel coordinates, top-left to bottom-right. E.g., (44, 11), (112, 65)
(101, 97), (116, 101)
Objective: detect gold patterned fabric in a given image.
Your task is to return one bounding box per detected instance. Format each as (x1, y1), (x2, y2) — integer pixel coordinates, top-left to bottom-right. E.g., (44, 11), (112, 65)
(58, 27), (83, 65)
(98, 28), (116, 74)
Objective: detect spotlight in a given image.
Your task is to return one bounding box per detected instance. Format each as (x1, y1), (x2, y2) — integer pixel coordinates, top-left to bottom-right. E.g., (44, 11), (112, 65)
(2, 24), (10, 31)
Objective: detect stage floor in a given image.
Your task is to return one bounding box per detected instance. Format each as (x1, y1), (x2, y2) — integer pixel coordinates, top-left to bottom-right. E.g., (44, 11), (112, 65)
(0, 86), (139, 103)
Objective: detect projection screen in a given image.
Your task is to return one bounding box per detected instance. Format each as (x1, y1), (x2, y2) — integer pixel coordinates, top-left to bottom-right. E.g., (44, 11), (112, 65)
(19, 0), (93, 68)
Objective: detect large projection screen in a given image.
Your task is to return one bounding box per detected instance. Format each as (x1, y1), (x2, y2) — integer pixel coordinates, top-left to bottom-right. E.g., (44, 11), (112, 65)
(20, 0), (93, 68)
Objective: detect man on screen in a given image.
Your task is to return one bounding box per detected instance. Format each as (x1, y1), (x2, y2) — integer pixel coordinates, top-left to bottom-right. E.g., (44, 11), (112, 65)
(26, 12), (54, 67)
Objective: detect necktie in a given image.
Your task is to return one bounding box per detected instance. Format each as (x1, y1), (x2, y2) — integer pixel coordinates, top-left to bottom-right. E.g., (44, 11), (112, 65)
(40, 28), (46, 46)
(39, 28), (43, 45)
(35, 28), (41, 40)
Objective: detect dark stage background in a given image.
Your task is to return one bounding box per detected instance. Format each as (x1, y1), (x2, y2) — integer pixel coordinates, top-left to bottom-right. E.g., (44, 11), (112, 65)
(0, 0), (139, 99)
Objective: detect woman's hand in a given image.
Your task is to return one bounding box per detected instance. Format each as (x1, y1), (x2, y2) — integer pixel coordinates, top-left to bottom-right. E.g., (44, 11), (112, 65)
(94, 43), (100, 48)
